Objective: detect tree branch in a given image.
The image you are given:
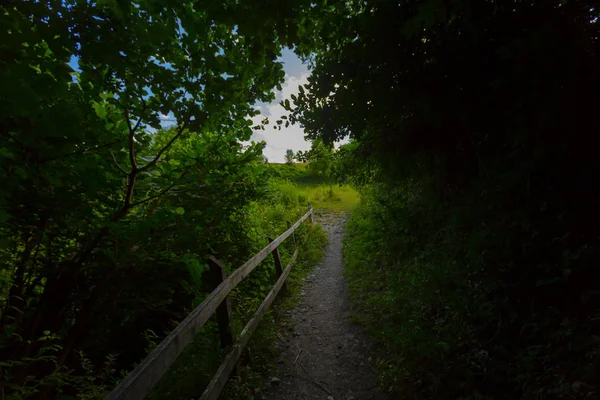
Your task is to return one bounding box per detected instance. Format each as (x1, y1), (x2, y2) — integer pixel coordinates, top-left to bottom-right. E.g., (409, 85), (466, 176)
(71, 105), (192, 267)
(128, 130), (235, 208)
(137, 116), (190, 173)
(129, 182), (179, 208)
(128, 130), (244, 209)
(129, 129), (138, 170)
(128, 161), (196, 208)
(124, 109), (142, 171)
(123, 174), (136, 210)
(109, 151), (128, 175)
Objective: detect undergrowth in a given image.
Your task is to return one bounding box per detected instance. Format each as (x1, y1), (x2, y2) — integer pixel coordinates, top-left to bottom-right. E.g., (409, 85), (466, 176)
(344, 182), (600, 400)
(147, 184), (327, 400)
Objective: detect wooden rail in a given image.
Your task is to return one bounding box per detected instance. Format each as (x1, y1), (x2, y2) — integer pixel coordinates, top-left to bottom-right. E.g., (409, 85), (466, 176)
(105, 205), (314, 400)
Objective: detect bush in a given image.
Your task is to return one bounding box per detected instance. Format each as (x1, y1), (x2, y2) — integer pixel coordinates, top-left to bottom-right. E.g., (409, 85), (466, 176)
(146, 178), (327, 400)
(344, 181), (600, 400)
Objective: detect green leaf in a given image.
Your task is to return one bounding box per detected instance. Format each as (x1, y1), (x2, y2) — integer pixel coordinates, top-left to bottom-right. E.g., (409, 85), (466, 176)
(175, 207), (185, 215)
(0, 147), (14, 159)
(93, 101), (107, 119)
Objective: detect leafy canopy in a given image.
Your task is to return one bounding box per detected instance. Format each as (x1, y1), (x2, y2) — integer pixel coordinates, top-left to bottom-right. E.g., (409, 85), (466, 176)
(0, 0), (314, 396)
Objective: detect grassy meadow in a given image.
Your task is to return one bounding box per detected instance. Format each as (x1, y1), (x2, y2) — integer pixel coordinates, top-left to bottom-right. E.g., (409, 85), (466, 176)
(266, 163), (359, 212)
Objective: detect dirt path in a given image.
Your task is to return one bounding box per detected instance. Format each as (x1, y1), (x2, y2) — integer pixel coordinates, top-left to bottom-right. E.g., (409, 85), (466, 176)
(265, 212), (385, 400)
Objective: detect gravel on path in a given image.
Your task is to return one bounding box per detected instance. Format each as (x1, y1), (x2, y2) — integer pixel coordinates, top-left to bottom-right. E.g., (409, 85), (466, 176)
(265, 211), (385, 400)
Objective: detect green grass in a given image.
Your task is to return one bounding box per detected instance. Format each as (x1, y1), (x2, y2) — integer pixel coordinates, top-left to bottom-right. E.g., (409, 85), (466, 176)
(267, 163), (360, 212)
(300, 183), (359, 211)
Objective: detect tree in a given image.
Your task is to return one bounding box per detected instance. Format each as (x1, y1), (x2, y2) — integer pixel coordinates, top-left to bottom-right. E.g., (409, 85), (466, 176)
(288, 0), (600, 398)
(284, 149), (295, 164)
(305, 139), (333, 178)
(0, 0), (312, 395)
(295, 150), (308, 163)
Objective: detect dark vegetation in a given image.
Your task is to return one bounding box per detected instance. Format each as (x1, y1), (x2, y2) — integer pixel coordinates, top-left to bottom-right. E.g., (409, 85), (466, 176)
(147, 205), (326, 400)
(3, 0), (600, 399)
(289, 1), (600, 399)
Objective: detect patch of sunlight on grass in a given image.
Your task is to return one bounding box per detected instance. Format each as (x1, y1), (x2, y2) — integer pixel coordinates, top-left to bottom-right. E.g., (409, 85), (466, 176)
(267, 163), (360, 211)
(301, 184), (360, 212)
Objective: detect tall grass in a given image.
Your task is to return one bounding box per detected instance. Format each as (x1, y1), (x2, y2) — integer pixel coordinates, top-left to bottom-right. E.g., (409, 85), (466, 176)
(268, 179), (359, 212)
(147, 182), (327, 400)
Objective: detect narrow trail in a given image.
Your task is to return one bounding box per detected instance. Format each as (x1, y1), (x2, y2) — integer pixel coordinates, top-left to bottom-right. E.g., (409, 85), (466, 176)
(265, 211), (385, 400)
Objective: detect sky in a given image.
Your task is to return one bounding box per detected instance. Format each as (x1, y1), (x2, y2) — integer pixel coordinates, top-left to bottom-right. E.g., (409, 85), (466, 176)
(69, 48), (319, 163)
(248, 48), (312, 163)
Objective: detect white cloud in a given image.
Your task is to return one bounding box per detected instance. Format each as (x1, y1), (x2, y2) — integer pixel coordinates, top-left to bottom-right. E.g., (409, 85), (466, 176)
(247, 73), (312, 163)
(244, 49), (349, 162)
(159, 112), (177, 128)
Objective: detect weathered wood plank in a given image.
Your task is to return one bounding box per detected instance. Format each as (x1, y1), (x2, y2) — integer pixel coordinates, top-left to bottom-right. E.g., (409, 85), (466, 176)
(105, 268), (236, 400)
(199, 249), (299, 400)
(105, 210), (311, 400)
(230, 209), (310, 284)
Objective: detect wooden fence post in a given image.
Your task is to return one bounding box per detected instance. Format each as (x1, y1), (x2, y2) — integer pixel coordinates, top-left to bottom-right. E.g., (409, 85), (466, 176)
(308, 203), (314, 223)
(208, 256), (237, 375)
(268, 237), (287, 292)
(287, 221), (297, 247)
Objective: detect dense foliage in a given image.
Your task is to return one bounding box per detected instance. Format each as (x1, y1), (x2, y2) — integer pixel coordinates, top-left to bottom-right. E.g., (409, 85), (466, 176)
(146, 186), (327, 400)
(292, 1), (600, 399)
(5, 0), (600, 398)
(0, 0), (322, 398)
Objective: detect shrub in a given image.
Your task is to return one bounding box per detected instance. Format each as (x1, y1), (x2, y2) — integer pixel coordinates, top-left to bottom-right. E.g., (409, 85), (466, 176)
(344, 181), (600, 399)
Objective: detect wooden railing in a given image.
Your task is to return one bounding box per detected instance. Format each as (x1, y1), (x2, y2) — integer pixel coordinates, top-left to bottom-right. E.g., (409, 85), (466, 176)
(105, 205), (314, 400)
